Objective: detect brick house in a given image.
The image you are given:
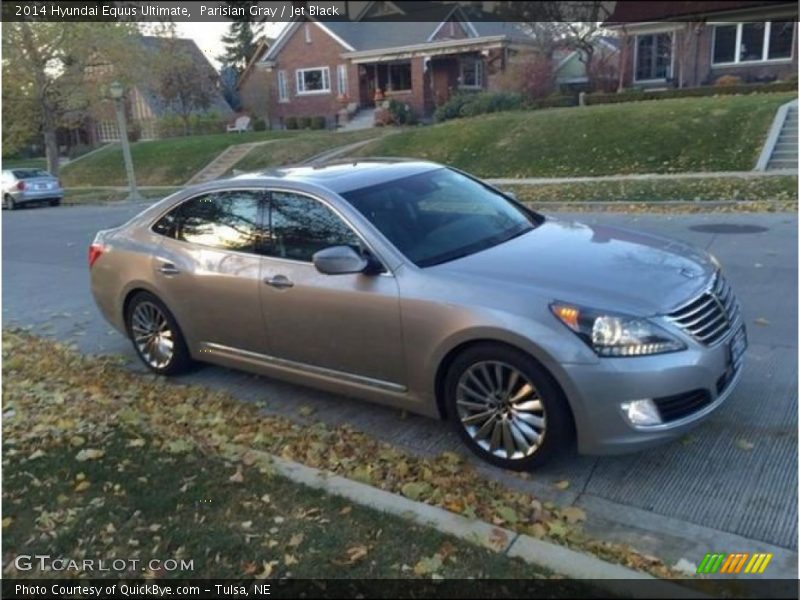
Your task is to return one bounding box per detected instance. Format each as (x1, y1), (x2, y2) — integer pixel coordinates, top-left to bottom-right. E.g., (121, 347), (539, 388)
(237, 36), (273, 121)
(254, 2), (534, 128)
(605, 1), (798, 88)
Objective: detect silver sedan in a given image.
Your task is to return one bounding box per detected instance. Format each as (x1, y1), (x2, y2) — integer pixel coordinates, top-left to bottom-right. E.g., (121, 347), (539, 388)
(89, 160), (746, 470)
(2, 168), (64, 209)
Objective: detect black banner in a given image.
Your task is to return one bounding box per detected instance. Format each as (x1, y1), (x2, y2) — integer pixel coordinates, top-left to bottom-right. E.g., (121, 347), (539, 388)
(2, 578), (799, 599)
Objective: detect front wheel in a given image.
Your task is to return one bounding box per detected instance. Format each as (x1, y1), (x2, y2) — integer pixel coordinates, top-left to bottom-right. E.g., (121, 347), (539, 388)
(444, 344), (573, 471)
(125, 291), (194, 375)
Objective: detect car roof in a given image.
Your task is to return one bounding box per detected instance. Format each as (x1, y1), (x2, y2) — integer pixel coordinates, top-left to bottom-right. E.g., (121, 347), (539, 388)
(230, 159), (442, 194)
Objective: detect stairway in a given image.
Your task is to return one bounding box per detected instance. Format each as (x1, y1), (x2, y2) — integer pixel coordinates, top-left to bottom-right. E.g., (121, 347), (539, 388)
(339, 108), (376, 131)
(186, 141), (265, 185)
(767, 103), (798, 171)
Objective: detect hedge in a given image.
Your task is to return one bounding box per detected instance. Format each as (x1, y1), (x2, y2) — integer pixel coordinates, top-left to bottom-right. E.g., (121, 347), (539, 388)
(585, 80), (797, 105)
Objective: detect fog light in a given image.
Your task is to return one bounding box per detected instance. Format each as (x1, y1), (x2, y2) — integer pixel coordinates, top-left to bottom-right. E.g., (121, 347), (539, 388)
(621, 399), (662, 426)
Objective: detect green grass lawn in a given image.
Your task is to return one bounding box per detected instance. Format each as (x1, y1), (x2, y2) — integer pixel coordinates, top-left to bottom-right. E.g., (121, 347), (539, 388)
(60, 129), (383, 188)
(1, 157), (48, 170)
(231, 129), (386, 174)
(503, 175), (799, 206)
(349, 93), (797, 177)
(60, 131), (300, 188)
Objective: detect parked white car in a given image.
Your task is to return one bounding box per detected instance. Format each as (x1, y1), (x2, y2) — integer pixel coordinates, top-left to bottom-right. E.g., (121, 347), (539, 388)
(2, 168), (64, 209)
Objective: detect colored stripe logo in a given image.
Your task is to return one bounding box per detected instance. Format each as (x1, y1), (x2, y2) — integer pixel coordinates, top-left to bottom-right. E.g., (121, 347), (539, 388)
(697, 553), (773, 574)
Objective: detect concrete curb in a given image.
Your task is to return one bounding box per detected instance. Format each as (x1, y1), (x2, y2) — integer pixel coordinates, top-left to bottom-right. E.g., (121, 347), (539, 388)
(755, 99), (797, 171)
(240, 447), (705, 597)
(486, 169), (798, 185)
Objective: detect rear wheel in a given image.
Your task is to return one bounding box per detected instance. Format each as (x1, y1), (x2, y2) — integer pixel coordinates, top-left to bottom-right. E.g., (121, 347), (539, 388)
(125, 291), (193, 375)
(444, 343), (573, 470)
(4, 195), (17, 210)
(49, 198), (61, 207)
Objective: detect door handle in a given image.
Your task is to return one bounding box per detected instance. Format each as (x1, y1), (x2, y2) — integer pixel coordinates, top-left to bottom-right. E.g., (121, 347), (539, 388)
(264, 275), (294, 289)
(157, 262), (180, 275)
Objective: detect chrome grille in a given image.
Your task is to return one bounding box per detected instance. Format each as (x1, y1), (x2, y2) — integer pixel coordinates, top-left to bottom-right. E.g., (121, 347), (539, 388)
(666, 272), (740, 346)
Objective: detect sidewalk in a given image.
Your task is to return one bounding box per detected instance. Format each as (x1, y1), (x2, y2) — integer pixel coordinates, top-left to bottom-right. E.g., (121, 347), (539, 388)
(486, 169), (798, 186)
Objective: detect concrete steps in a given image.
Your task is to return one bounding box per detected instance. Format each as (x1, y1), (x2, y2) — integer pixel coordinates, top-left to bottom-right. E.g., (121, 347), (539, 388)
(767, 104), (798, 171)
(339, 108), (376, 131)
(186, 141), (270, 185)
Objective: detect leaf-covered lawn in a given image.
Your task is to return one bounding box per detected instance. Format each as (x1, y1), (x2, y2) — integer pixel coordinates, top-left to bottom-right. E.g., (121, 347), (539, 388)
(349, 93), (797, 177)
(1, 331), (675, 578)
(502, 175), (798, 212)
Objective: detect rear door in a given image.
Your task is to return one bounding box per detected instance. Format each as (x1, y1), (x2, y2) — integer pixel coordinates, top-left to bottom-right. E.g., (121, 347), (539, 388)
(151, 189), (270, 354)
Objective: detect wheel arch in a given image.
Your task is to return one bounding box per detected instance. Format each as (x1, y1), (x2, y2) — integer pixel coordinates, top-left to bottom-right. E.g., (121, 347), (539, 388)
(433, 336), (575, 437)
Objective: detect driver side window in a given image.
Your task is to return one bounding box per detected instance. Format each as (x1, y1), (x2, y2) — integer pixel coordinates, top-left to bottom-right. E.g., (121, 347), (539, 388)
(267, 191), (360, 262)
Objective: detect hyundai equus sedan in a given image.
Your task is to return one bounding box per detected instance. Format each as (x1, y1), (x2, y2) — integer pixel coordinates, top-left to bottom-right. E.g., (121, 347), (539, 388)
(90, 160), (746, 470)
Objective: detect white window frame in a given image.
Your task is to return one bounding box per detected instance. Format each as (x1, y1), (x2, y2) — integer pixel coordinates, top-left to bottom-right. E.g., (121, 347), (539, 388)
(337, 64), (348, 97)
(711, 21), (796, 66)
(295, 66), (331, 95)
(459, 57), (484, 89)
(633, 31), (675, 83)
(277, 70), (289, 102)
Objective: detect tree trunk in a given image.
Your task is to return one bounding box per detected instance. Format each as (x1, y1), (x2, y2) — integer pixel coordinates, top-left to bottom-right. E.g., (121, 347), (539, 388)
(44, 127), (59, 176)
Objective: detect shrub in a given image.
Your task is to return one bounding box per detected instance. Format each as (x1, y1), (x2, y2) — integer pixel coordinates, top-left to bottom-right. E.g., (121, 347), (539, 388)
(585, 80), (796, 106)
(436, 91), (529, 122)
(714, 75), (744, 87)
(252, 117), (267, 131)
(434, 93), (475, 122)
(284, 116), (298, 130)
(310, 116), (326, 130)
(296, 116), (311, 129)
(386, 99), (417, 125)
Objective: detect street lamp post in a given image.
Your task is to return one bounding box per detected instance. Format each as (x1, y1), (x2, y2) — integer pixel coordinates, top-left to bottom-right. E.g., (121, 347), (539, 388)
(109, 81), (142, 202)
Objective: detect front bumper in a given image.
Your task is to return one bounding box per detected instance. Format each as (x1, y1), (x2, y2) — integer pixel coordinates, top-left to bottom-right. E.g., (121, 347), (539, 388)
(559, 326), (745, 455)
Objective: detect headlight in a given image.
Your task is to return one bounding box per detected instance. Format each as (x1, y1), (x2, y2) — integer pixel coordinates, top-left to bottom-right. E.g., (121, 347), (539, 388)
(551, 303), (685, 357)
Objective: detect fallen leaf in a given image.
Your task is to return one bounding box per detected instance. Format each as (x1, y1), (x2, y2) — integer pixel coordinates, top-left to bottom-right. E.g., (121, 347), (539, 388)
(255, 560), (278, 579)
(74, 480), (91, 492)
(560, 506), (586, 524)
(495, 505), (518, 525)
(487, 527), (509, 551)
(2, 517), (13, 528)
(284, 554), (298, 566)
(28, 449), (46, 460)
(413, 554), (443, 575)
(754, 317), (770, 326)
(736, 439), (755, 451)
(288, 533), (304, 547)
(298, 406), (315, 417)
(554, 480), (570, 490)
(75, 448), (105, 462)
(228, 467), (244, 484)
(127, 438), (146, 448)
(339, 506), (352, 516)
(401, 481), (431, 501)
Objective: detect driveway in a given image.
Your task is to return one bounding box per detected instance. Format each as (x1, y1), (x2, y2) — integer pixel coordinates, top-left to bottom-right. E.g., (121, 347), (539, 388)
(3, 203), (797, 574)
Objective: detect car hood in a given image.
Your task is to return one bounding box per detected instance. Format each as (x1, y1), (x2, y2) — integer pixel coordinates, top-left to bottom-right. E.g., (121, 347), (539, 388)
(432, 218), (716, 315)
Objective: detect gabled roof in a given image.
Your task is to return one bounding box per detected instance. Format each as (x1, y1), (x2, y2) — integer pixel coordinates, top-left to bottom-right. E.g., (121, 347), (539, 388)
(261, 4), (532, 63)
(136, 36), (232, 117)
(237, 36), (274, 89)
(605, 1), (797, 24)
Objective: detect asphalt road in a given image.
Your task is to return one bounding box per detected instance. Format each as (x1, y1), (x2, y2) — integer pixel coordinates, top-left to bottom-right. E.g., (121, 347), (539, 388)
(3, 202), (797, 574)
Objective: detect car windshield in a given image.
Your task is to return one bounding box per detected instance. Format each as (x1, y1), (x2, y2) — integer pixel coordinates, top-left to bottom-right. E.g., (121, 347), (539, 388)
(12, 169), (52, 179)
(341, 168), (538, 267)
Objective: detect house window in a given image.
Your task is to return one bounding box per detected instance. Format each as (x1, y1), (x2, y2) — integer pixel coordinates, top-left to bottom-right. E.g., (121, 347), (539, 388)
(712, 21), (795, 64)
(387, 62), (412, 91)
(96, 120), (119, 142)
(277, 70), (288, 102)
(635, 32), (673, 81)
(337, 64), (348, 96)
(460, 57), (483, 88)
(296, 67), (330, 94)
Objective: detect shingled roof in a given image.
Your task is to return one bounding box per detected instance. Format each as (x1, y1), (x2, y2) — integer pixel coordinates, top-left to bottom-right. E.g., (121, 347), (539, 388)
(605, 0), (797, 23)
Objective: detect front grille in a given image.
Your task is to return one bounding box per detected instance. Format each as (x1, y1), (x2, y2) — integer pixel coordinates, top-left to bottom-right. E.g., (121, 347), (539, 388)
(666, 272), (741, 346)
(653, 389), (712, 423)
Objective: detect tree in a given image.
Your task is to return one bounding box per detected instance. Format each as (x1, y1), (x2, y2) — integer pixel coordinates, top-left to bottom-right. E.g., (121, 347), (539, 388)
(2, 22), (139, 174)
(218, 20), (262, 76)
(155, 36), (217, 135)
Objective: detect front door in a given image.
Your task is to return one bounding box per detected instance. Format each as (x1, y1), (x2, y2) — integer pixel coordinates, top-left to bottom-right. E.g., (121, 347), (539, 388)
(259, 189), (405, 386)
(151, 189), (268, 354)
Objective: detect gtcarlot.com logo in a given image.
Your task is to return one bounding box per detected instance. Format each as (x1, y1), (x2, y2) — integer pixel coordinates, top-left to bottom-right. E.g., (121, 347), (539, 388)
(697, 552), (773, 574)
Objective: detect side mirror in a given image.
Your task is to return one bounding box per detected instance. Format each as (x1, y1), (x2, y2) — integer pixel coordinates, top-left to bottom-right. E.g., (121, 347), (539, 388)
(312, 245), (369, 275)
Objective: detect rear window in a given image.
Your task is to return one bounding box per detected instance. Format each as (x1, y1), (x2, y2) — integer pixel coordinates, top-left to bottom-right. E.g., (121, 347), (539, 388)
(12, 169), (52, 179)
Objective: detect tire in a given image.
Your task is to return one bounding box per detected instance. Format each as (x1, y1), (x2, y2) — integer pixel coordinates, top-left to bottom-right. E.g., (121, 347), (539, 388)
(443, 343), (574, 471)
(49, 198), (61, 207)
(125, 291), (194, 376)
(5, 195), (17, 210)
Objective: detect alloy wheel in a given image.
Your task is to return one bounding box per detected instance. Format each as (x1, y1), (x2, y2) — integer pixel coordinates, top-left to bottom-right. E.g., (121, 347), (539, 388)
(130, 301), (175, 369)
(455, 360), (546, 461)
